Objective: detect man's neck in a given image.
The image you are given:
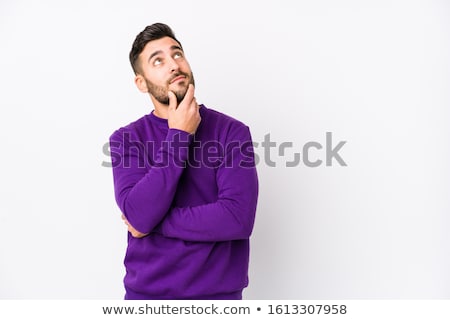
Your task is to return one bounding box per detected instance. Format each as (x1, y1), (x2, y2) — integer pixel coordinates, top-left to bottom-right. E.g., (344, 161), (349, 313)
(153, 106), (169, 119)
(151, 96), (169, 119)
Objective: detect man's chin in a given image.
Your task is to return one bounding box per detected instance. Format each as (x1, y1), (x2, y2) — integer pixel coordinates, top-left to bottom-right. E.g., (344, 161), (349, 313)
(155, 91), (184, 106)
(172, 87), (188, 103)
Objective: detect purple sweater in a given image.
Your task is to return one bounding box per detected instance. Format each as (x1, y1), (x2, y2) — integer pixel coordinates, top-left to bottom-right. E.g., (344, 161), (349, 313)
(109, 105), (258, 299)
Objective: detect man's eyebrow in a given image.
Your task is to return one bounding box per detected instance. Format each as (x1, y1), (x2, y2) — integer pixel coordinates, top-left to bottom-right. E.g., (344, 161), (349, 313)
(170, 45), (183, 52)
(147, 46), (184, 63)
(148, 50), (162, 63)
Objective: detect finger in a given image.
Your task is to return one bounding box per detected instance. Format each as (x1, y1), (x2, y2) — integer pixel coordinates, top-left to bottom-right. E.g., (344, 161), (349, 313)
(167, 91), (177, 111)
(193, 97), (199, 109)
(191, 98), (200, 115)
(182, 84), (195, 105)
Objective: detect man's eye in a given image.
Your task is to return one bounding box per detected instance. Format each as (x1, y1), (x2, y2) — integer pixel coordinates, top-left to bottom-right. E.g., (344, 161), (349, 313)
(154, 58), (162, 66)
(174, 52), (182, 59)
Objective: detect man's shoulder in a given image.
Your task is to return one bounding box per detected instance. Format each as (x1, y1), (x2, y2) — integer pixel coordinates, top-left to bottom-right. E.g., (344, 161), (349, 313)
(109, 113), (151, 141)
(202, 105), (248, 129)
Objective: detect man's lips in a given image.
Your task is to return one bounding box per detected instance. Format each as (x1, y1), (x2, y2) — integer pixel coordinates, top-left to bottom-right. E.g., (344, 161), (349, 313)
(170, 75), (186, 84)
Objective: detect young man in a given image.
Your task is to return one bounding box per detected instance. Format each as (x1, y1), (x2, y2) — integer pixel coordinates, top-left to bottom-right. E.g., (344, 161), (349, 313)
(109, 23), (259, 300)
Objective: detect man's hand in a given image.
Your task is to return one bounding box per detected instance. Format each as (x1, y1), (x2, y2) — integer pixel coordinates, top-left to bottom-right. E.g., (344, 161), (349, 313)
(121, 214), (149, 238)
(167, 84), (201, 134)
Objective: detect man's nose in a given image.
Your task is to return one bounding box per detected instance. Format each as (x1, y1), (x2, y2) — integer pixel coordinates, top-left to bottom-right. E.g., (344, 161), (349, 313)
(169, 57), (180, 73)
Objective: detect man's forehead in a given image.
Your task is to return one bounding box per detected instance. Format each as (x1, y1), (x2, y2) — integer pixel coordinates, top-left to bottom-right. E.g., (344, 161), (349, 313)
(143, 37), (182, 54)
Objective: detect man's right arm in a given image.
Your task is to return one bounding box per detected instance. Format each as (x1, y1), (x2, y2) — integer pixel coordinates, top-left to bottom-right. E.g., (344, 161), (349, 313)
(110, 128), (192, 235)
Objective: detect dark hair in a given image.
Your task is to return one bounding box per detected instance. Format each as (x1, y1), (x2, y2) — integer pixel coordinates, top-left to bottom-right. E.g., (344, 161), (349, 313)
(129, 23), (182, 74)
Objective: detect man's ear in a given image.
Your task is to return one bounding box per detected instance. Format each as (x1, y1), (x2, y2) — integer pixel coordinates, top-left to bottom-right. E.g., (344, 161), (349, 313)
(134, 74), (148, 93)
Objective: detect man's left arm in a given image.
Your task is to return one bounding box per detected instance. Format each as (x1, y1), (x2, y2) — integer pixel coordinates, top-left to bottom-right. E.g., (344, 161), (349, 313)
(157, 125), (259, 242)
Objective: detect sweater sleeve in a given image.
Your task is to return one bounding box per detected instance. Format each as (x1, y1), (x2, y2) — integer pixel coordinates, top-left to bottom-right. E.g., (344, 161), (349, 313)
(158, 125), (259, 242)
(110, 128), (192, 234)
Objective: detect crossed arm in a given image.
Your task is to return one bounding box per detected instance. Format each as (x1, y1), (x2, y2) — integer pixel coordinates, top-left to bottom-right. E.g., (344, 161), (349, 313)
(112, 124), (258, 242)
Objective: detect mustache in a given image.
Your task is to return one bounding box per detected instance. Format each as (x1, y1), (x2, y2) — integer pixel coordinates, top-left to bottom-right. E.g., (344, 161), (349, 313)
(168, 72), (189, 84)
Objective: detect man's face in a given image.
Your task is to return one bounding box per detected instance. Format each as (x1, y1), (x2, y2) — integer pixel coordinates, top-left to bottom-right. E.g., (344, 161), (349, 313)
(136, 36), (195, 105)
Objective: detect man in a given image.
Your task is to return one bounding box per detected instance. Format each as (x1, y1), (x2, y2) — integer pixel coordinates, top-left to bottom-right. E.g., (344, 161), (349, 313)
(109, 23), (259, 300)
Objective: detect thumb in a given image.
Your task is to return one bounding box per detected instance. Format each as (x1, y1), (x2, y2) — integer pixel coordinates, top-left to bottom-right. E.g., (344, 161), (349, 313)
(167, 91), (177, 111)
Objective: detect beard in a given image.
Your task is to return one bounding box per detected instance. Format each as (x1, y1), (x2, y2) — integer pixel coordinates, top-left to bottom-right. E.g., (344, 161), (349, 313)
(146, 72), (195, 105)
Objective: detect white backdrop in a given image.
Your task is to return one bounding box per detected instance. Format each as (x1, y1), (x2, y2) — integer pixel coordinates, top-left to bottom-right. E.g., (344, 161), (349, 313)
(0, 0), (449, 299)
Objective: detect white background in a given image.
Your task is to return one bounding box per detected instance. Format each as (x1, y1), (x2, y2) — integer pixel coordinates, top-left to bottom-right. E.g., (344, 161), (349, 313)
(0, 0), (449, 299)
